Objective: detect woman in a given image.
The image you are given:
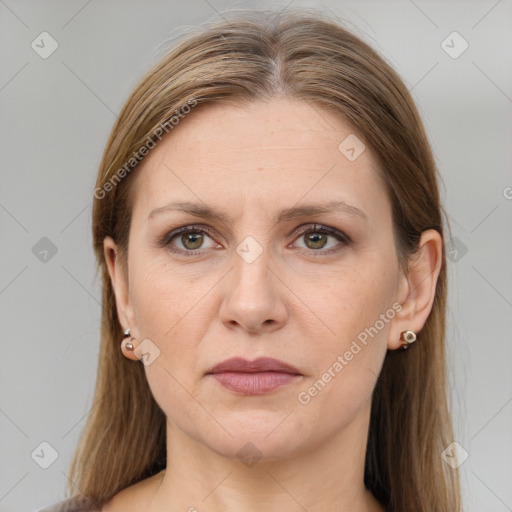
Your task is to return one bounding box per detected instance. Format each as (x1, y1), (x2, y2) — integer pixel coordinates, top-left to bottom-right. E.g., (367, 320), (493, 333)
(39, 9), (462, 512)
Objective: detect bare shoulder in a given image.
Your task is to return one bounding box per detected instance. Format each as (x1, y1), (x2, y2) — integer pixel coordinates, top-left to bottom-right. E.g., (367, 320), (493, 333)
(101, 471), (165, 512)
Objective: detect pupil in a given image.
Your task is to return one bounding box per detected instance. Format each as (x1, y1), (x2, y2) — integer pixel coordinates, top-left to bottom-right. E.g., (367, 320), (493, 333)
(183, 232), (203, 249)
(307, 233), (326, 249)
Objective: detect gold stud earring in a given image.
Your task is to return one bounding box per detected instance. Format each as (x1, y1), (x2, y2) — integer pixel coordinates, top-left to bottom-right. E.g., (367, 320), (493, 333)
(400, 330), (417, 350)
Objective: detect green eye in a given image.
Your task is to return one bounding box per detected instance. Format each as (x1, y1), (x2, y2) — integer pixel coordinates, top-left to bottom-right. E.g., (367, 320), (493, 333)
(304, 232), (329, 250)
(179, 231), (206, 250)
(293, 224), (351, 254)
(160, 223), (351, 257)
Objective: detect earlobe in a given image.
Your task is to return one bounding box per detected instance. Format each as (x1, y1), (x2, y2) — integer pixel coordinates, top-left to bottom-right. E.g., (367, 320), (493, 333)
(388, 229), (443, 350)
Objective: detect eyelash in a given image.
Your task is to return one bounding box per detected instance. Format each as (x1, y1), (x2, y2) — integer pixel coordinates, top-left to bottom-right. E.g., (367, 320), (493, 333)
(158, 224), (352, 257)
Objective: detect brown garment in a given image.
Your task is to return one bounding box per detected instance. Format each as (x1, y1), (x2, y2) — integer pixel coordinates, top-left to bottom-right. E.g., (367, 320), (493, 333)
(38, 496), (102, 512)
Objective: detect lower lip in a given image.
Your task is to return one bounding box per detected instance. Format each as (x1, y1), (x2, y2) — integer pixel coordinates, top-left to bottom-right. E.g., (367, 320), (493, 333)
(211, 371), (301, 395)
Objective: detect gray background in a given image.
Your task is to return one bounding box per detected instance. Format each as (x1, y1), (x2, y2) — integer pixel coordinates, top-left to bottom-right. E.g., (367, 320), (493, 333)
(0, 0), (511, 511)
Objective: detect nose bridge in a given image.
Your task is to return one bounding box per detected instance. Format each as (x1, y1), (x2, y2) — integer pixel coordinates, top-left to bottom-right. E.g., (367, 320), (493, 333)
(219, 230), (287, 333)
(232, 232), (274, 295)
(230, 199), (274, 278)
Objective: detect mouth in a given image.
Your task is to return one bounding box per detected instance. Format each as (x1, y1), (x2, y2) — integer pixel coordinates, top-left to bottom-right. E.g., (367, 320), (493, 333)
(207, 357), (303, 395)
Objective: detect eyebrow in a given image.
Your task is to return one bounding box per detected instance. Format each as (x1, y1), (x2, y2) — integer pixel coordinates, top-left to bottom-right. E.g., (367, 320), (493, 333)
(148, 200), (368, 225)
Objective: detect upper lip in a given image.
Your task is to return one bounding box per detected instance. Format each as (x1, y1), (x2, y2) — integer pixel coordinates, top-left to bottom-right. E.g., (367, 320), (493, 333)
(208, 357), (302, 375)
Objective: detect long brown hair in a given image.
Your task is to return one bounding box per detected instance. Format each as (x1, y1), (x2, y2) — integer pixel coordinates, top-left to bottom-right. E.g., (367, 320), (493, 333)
(68, 10), (461, 511)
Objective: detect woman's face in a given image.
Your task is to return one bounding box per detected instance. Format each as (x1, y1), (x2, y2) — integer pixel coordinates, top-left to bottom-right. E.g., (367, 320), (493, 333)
(108, 98), (408, 460)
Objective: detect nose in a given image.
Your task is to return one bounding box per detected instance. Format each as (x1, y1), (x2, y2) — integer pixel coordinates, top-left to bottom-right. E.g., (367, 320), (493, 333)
(219, 243), (287, 335)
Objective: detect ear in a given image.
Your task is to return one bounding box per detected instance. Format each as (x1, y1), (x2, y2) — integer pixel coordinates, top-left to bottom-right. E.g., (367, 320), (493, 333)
(103, 236), (137, 339)
(388, 229), (443, 350)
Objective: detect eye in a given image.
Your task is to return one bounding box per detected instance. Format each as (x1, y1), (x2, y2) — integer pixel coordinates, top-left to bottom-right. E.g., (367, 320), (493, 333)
(292, 224), (351, 254)
(162, 225), (219, 255)
(160, 223), (351, 257)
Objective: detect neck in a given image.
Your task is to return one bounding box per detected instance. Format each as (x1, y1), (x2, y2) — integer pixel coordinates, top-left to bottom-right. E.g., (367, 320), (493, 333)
(146, 401), (384, 512)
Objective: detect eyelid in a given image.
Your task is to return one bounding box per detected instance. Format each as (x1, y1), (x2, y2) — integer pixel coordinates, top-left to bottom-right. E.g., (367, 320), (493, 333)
(158, 224), (219, 248)
(293, 223), (352, 244)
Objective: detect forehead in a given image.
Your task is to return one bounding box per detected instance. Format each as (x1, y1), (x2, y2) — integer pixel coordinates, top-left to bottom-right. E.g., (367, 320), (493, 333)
(131, 98), (389, 224)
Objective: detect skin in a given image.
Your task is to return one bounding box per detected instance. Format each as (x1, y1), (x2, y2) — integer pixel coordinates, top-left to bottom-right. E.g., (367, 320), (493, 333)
(102, 97), (442, 512)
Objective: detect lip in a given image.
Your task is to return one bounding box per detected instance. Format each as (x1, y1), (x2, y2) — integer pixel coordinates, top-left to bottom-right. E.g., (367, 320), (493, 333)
(207, 357), (302, 395)
(208, 357), (301, 375)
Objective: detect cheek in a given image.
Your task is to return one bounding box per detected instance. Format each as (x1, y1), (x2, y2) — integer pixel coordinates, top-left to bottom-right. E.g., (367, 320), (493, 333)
(306, 257), (397, 348)
(129, 252), (202, 335)
(128, 259), (212, 425)
(295, 256), (396, 409)
(128, 254), (220, 382)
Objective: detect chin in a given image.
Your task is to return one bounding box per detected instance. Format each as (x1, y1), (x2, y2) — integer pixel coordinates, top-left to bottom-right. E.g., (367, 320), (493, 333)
(199, 411), (314, 462)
